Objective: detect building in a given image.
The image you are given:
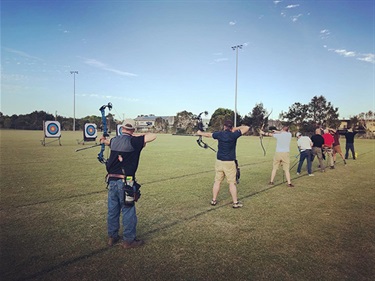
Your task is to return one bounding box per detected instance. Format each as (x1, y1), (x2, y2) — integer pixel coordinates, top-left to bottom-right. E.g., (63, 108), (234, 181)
(134, 115), (175, 131)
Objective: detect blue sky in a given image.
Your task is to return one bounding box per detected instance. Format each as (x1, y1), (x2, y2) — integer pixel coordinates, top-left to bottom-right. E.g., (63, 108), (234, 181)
(1, 0), (374, 121)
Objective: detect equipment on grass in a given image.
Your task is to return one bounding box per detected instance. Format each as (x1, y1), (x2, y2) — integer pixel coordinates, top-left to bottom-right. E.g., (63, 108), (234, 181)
(41, 121), (62, 146)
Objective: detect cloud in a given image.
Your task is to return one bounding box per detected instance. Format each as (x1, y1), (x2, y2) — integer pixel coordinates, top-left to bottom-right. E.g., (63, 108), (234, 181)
(291, 14), (302, 22)
(320, 29), (331, 39)
(273, 0), (282, 4)
(229, 21), (236, 26)
(2, 47), (43, 61)
(79, 93), (140, 102)
(332, 49), (356, 57)
(357, 53), (375, 64)
(83, 58), (137, 77)
(327, 48), (374, 63)
(286, 4), (300, 9)
(214, 58), (228, 63)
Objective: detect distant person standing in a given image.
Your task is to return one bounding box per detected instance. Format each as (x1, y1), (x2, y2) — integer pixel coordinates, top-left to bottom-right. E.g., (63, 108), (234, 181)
(296, 132), (314, 176)
(329, 128), (347, 165)
(260, 126), (294, 187)
(197, 120), (250, 208)
(311, 128), (325, 172)
(344, 128), (358, 160)
(322, 129), (335, 169)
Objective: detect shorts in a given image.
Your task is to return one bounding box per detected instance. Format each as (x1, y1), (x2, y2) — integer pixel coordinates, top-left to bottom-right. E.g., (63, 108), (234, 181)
(273, 152), (290, 171)
(333, 145), (342, 154)
(214, 160), (237, 184)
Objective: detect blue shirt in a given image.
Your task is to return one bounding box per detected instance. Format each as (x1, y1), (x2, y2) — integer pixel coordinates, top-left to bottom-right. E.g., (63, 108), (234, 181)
(212, 129), (242, 161)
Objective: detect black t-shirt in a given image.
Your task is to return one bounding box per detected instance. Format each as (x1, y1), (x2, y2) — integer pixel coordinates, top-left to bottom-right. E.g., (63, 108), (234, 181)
(345, 132), (357, 143)
(106, 134), (145, 177)
(311, 134), (324, 148)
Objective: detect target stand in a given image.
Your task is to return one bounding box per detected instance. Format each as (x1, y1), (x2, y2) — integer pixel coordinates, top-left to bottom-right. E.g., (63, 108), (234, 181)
(77, 123), (98, 145)
(41, 121), (62, 146)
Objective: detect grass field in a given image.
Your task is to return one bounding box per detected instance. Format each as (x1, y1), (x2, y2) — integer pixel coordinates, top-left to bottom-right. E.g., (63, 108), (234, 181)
(0, 130), (374, 281)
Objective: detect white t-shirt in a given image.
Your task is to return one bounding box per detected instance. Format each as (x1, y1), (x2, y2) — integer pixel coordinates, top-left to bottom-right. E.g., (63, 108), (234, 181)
(297, 136), (313, 151)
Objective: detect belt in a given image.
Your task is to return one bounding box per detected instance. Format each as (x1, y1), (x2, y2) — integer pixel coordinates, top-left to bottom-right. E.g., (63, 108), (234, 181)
(107, 174), (125, 179)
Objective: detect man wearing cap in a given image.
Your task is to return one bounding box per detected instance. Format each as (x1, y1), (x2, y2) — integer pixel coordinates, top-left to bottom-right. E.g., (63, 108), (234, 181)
(296, 132), (314, 176)
(259, 126), (294, 187)
(197, 120), (250, 208)
(100, 119), (157, 249)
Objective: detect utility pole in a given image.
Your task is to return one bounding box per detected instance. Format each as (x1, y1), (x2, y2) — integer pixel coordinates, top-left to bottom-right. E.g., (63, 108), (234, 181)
(70, 71), (78, 131)
(231, 45), (242, 127)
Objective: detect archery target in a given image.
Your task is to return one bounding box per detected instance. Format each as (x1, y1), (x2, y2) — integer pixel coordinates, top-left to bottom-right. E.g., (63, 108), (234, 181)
(84, 123), (97, 139)
(44, 121), (61, 138)
(116, 124), (123, 136)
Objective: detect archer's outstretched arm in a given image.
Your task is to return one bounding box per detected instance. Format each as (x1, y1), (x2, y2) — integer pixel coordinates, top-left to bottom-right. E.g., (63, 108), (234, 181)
(233, 125), (250, 135)
(197, 130), (213, 138)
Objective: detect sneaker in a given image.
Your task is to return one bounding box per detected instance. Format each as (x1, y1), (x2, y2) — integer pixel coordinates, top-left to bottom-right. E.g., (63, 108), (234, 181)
(330, 166), (335, 169)
(288, 183), (294, 187)
(107, 235), (120, 247)
(344, 160), (347, 165)
(308, 174), (315, 177)
(122, 239), (144, 249)
(268, 181), (274, 185)
(210, 199), (217, 206)
(296, 172), (300, 175)
(232, 201), (243, 208)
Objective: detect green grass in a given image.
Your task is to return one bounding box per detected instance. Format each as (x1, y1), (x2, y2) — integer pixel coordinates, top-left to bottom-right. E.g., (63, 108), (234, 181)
(1, 130), (374, 281)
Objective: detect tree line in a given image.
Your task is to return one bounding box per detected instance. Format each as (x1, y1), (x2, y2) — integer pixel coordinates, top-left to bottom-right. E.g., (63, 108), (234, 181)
(173, 96), (373, 137)
(1, 95), (373, 137)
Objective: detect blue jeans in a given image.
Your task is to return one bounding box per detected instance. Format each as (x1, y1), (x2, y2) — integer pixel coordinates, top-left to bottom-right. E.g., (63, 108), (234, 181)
(297, 149), (313, 174)
(345, 143), (355, 159)
(107, 179), (137, 243)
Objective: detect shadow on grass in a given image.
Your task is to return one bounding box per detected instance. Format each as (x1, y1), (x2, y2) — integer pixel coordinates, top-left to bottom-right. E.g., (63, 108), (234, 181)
(9, 151), (373, 280)
(6, 160), (271, 209)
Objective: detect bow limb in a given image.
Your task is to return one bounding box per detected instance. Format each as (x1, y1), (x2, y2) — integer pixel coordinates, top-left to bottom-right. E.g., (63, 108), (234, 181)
(97, 102), (112, 164)
(259, 132), (266, 156)
(195, 111), (216, 152)
(258, 109), (272, 156)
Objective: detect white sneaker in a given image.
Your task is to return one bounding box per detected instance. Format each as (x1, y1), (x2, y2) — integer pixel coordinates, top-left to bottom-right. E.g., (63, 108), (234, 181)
(297, 172), (300, 175)
(308, 174), (315, 177)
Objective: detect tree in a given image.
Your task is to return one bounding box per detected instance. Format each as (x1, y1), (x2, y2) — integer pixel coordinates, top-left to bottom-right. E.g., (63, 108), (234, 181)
(242, 103), (271, 135)
(280, 95), (340, 133)
(209, 108), (241, 131)
(154, 117), (169, 133)
(173, 110), (195, 134)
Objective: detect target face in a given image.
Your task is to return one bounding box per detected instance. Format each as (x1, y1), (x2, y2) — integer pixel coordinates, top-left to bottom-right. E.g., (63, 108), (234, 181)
(84, 123), (97, 139)
(116, 124), (123, 136)
(44, 121), (61, 138)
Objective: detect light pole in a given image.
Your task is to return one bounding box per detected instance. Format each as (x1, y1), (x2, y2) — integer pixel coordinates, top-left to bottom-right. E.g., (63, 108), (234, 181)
(231, 45), (242, 127)
(70, 71), (78, 131)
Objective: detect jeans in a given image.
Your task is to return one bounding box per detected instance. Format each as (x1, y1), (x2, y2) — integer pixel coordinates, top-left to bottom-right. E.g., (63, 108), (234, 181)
(345, 143), (355, 159)
(107, 179), (137, 243)
(297, 149), (313, 174)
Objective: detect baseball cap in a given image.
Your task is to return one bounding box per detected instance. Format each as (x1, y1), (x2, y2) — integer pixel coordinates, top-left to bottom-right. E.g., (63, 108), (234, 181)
(224, 120), (233, 128)
(296, 132), (302, 137)
(122, 119), (136, 130)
